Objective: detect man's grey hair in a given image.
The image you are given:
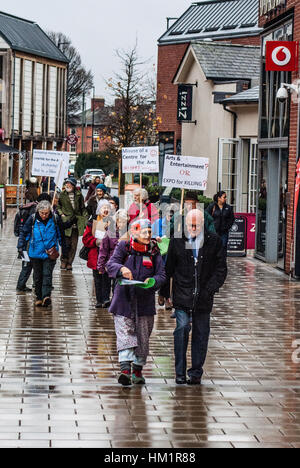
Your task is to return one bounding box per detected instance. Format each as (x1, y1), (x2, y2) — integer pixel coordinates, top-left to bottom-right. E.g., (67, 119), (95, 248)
(37, 201), (52, 213)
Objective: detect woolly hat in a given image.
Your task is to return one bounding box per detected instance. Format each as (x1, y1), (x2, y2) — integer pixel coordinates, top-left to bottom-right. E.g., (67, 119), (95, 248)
(131, 218), (152, 235)
(66, 177), (77, 187)
(96, 183), (107, 193)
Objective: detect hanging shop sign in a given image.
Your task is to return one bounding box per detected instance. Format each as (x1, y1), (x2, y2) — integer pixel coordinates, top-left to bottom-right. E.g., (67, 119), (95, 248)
(122, 146), (159, 174)
(266, 41), (298, 72)
(66, 133), (78, 146)
(260, 0), (286, 15)
(177, 85), (193, 122)
(162, 154), (209, 191)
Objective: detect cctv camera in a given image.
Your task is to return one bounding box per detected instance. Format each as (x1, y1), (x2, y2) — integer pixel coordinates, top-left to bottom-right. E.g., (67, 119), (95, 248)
(276, 87), (289, 103)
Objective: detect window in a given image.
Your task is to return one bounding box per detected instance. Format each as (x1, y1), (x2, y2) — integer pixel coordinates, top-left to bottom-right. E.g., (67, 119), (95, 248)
(93, 141), (99, 151)
(0, 56), (3, 128)
(260, 21), (293, 139)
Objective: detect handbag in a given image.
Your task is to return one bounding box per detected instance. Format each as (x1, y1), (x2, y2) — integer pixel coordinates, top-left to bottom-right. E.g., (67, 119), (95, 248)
(37, 219), (60, 261)
(79, 246), (90, 261)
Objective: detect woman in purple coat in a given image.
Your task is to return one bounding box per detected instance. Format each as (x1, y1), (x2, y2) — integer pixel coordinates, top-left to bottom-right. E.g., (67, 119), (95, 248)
(106, 218), (166, 387)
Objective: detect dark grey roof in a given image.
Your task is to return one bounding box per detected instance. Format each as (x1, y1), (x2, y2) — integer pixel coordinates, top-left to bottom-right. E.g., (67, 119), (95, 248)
(191, 42), (260, 80)
(0, 11), (68, 63)
(159, 0), (262, 44)
(222, 85), (260, 104)
(69, 107), (112, 126)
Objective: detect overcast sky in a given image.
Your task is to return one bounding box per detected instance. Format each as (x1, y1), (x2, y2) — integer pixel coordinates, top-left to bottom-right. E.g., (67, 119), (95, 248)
(2, 0), (192, 104)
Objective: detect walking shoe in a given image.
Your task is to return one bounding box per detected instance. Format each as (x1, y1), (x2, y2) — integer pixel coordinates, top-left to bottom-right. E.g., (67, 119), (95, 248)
(176, 377), (187, 385)
(187, 378), (202, 386)
(165, 299), (173, 311)
(16, 287), (32, 293)
(35, 300), (43, 307)
(60, 262), (67, 270)
(103, 301), (111, 309)
(66, 265), (73, 271)
(96, 303), (103, 309)
(158, 296), (165, 307)
(42, 297), (52, 308)
(118, 371), (132, 387)
(132, 370), (146, 385)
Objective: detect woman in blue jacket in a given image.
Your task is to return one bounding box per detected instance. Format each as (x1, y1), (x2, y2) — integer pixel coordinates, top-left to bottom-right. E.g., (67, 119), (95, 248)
(18, 200), (64, 308)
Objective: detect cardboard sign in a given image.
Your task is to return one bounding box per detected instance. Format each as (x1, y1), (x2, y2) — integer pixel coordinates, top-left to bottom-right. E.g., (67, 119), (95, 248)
(162, 155), (209, 191)
(32, 150), (70, 178)
(122, 147), (159, 174)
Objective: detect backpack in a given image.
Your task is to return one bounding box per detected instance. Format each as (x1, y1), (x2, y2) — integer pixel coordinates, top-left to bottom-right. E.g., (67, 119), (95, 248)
(14, 204), (36, 237)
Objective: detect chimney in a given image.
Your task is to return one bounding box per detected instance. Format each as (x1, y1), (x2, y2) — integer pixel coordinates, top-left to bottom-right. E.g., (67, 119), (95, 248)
(91, 97), (105, 111)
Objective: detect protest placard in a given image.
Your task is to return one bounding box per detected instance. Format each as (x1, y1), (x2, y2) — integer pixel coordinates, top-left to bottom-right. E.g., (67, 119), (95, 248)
(162, 155), (209, 191)
(32, 150), (70, 178)
(122, 146), (159, 174)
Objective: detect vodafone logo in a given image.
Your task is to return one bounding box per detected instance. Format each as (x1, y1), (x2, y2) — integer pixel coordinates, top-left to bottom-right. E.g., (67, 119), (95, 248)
(266, 41), (298, 72)
(272, 46), (291, 67)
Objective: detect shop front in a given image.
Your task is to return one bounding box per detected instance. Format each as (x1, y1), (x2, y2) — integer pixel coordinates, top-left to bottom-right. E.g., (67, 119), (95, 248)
(256, 12), (295, 272)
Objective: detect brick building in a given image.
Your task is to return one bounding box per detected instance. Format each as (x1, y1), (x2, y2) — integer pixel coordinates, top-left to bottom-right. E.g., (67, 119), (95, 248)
(68, 97), (111, 156)
(257, 0), (300, 277)
(156, 0), (262, 166)
(0, 11), (68, 185)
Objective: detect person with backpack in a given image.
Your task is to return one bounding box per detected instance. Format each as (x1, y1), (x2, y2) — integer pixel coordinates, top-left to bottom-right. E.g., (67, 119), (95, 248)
(106, 218), (166, 387)
(17, 200), (66, 308)
(15, 193), (52, 293)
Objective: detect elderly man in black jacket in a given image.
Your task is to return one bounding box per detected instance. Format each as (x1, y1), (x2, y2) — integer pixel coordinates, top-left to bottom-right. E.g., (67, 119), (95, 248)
(166, 209), (227, 385)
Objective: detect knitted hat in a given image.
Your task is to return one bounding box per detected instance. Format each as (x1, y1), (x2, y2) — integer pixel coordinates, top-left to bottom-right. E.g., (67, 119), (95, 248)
(66, 177), (77, 187)
(96, 183), (107, 193)
(131, 218), (152, 234)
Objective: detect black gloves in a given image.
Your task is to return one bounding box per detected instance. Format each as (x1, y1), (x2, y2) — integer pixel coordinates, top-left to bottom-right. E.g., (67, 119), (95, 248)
(17, 249), (23, 260)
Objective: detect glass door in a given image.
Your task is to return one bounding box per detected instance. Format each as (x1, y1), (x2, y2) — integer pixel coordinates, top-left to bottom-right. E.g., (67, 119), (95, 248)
(278, 150), (288, 269)
(218, 138), (240, 212)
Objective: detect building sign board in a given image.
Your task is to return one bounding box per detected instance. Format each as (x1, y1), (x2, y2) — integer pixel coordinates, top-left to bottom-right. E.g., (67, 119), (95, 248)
(266, 41), (298, 71)
(260, 0), (286, 15)
(162, 154), (209, 191)
(122, 146), (159, 174)
(177, 85), (193, 122)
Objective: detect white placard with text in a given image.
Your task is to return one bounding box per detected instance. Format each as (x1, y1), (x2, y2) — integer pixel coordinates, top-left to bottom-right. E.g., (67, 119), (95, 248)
(122, 146), (159, 174)
(162, 155), (209, 191)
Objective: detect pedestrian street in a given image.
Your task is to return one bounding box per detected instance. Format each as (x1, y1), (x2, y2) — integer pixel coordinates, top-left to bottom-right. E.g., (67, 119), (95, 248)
(1, 212), (300, 448)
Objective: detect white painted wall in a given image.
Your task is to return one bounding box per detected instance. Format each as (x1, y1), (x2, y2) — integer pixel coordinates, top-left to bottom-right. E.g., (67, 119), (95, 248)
(34, 63), (43, 133)
(23, 60), (32, 132)
(13, 57), (20, 131)
(48, 66), (57, 134)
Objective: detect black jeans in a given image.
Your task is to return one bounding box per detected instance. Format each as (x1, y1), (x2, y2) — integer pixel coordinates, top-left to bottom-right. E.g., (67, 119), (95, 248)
(31, 258), (56, 301)
(174, 309), (211, 380)
(93, 270), (111, 304)
(17, 261), (33, 290)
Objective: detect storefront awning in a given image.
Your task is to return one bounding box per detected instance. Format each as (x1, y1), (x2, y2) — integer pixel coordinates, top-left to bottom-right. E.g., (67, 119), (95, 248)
(0, 143), (20, 154)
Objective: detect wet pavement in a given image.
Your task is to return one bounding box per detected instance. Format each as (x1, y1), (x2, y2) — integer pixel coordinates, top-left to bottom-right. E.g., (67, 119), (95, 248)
(1, 210), (300, 448)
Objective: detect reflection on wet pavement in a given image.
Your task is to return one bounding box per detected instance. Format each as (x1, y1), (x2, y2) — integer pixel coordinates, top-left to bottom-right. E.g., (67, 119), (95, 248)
(1, 210), (300, 447)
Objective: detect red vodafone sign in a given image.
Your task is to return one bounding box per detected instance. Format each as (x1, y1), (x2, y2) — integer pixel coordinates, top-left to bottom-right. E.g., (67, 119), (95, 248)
(266, 41), (298, 72)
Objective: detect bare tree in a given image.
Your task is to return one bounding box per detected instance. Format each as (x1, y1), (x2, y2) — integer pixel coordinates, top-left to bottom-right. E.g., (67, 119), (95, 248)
(101, 45), (158, 194)
(47, 31), (94, 120)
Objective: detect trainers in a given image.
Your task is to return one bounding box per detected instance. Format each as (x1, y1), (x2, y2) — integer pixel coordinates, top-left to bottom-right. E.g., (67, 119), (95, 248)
(165, 299), (173, 311)
(17, 287), (32, 293)
(118, 371), (132, 387)
(132, 370), (146, 385)
(35, 300), (43, 307)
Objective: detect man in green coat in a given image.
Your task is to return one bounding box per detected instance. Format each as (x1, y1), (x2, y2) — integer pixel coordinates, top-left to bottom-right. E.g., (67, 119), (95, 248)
(58, 178), (88, 270)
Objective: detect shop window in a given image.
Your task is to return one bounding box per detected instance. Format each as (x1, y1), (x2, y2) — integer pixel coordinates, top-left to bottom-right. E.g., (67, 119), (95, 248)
(256, 150), (268, 257)
(0, 56), (3, 129)
(260, 20), (293, 139)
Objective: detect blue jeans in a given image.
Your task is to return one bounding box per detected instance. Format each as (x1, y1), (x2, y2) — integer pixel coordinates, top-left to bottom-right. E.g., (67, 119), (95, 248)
(174, 309), (210, 380)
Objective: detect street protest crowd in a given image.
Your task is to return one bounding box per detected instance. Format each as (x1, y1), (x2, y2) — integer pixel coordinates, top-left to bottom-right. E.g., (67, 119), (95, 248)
(14, 175), (234, 387)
